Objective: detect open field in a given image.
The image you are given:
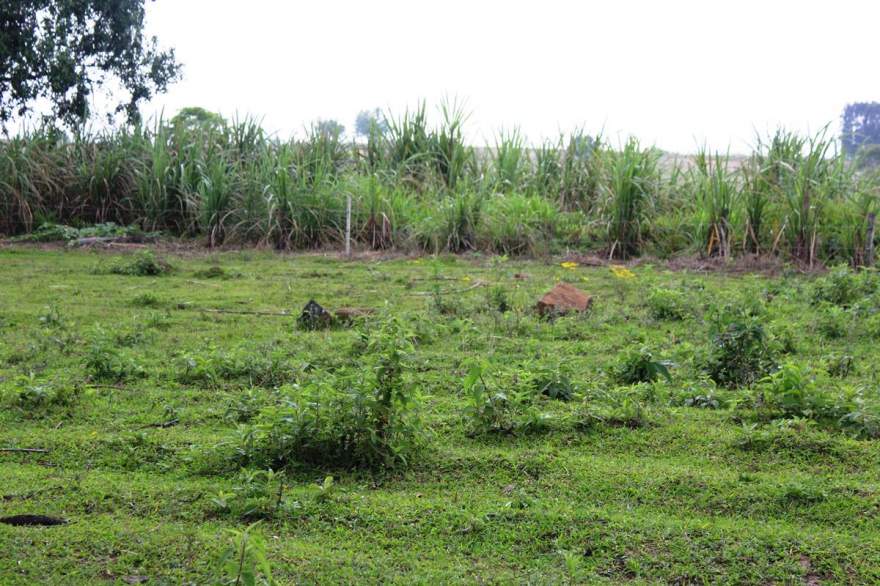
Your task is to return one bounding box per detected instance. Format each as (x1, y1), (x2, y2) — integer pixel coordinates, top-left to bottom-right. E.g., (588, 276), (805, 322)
(2, 246), (880, 584)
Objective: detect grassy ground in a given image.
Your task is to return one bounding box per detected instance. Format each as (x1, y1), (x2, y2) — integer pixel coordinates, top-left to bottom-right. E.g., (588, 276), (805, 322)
(1, 246), (879, 584)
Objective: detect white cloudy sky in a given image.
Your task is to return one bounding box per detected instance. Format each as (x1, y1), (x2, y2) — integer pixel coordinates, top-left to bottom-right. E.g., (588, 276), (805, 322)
(144, 0), (880, 153)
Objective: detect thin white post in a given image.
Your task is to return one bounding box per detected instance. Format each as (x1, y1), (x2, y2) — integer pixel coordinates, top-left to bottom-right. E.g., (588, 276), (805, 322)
(345, 194), (352, 257)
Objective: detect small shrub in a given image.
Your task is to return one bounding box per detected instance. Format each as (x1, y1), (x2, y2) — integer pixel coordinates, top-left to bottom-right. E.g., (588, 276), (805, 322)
(815, 303), (849, 339)
(462, 363), (548, 435)
(826, 354), (855, 378)
(210, 469), (291, 521)
(812, 265), (879, 307)
(839, 390), (880, 438)
(85, 343), (144, 382)
(487, 285), (511, 313)
(229, 318), (423, 469)
(194, 266), (236, 280)
(38, 305), (64, 328)
(646, 287), (688, 320)
(214, 522), (276, 586)
(225, 389), (266, 423)
(531, 364), (576, 401)
(131, 292), (161, 307)
(8, 380), (81, 414)
(577, 394), (653, 429)
(704, 319), (777, 388)
(109, 251), (172, 276)
(754, 362), (838, 420)
(611, 347), (672, 385)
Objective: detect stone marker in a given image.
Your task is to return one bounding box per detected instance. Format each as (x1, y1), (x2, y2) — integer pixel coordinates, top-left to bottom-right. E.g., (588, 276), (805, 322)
(535, 282), (592, 316)
(298, 300), (332, 330)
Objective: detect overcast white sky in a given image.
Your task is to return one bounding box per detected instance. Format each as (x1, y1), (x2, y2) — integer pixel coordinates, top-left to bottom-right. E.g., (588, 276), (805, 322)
(144, 0), (880, 153)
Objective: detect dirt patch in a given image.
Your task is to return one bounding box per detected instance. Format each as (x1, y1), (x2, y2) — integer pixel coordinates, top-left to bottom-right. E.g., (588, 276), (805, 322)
(1, 240), (827, 276)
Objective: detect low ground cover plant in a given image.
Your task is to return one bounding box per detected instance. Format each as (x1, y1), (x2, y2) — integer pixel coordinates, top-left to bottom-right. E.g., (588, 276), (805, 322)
(2, 250), (880, 583)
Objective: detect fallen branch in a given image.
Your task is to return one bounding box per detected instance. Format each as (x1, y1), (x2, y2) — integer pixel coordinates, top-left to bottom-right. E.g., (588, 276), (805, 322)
(0, 447), (49, 453)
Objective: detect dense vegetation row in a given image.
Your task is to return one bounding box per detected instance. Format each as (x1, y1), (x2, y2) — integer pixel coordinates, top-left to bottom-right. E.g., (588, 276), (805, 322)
(2, 103), (878, 264)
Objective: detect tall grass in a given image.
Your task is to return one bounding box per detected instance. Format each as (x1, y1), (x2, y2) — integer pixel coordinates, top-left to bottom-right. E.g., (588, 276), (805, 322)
(492, 129), (528, 194)
(692, 149), (739, 257)
(601, 138), (660, 259)
(1, 107), (877, 263)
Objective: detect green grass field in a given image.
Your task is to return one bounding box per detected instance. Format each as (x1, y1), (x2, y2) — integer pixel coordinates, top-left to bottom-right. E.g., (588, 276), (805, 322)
(2, 246), (880, 584)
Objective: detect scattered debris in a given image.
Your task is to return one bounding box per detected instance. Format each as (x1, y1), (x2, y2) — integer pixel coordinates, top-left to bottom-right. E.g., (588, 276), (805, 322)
(535, 283), (593, 316)
(513, 273), (529, 280)
(0, 514), (67, 526)
(298, 300), (333, 330)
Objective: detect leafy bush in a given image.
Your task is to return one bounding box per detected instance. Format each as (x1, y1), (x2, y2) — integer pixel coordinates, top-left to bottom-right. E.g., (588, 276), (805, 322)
(611, 347), (672, 385)
(825, 354), (855, 378)
(85, 343), (144, 382)
(838, 390), (880, 438)
(109, 251), (172, 276)
(815, 303), (849, 339)
(812, 265), (879, 307)
(131, 292), (161, 307)
(704, 318), (777, 388)
(646, 287), (688, 320)
(487, 285), (511, 313)
(6, 378), (81, 415)
(229, 318), (423, 469)
(462, 363), (549, 435)
(12, 222), (157, 243)
(754, 362), (838, 419)
(210, 468), (292, 521)
(577, 391), (654, 429)
(213, 522), (276, 586)
(531, 364), (576, 401)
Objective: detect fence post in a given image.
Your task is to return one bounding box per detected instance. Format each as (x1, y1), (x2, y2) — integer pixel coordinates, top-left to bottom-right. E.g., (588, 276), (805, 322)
(866, 212), (876, 267)
(345, 194), (352, 258)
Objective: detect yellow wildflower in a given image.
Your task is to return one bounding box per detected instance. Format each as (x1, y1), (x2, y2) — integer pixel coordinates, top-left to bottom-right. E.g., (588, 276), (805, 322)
(610, 265), (635, 279)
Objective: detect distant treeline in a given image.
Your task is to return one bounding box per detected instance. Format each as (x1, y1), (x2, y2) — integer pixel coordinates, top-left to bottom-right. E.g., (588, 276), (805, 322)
(2, 103), (879, 264)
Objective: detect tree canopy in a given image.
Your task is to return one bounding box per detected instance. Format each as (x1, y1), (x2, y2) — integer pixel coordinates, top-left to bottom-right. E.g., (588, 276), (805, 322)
(355, 108), (387, 137)
(0, 0), (180, 129)
(841, 102), (880, 156)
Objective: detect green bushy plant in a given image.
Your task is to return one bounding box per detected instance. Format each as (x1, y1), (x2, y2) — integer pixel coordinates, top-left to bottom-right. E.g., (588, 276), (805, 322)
(611, 346), (672, 385)
(109, 251), (172, 276)
(815, 303), (849, 339)
(703, 299), (777, 388)
(577, 389), (654, 429)
(813, 265), (879, 307)
(85, 343), (145, 382)
(229, 318), (423, 469)
(646, 287), (688, 320)
(753, 362), (838, 420)
(214, 522), (276, 586)
(462, 363), (549, 435)
(530, 364), (576, 401)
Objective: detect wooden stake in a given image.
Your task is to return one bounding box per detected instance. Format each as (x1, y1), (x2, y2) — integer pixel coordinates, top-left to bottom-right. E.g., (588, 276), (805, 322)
(866, 212), (876, 267)
(345, 194), (352, 258)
